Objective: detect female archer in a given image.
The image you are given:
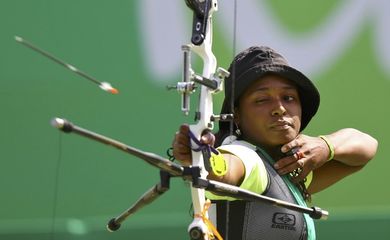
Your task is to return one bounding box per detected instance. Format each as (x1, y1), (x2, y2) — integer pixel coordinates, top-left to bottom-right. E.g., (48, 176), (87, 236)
(172, 46), (378, 240)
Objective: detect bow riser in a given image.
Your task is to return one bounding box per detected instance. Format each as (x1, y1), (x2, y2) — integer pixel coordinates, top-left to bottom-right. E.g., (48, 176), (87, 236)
(186, 1), (218, 239)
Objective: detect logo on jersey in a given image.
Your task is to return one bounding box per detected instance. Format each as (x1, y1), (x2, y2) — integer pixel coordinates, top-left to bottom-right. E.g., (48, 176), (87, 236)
(271, 213), (296, 231)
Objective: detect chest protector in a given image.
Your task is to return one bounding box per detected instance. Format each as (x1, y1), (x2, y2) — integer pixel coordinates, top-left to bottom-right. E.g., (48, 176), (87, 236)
(213, 152), (307, 240)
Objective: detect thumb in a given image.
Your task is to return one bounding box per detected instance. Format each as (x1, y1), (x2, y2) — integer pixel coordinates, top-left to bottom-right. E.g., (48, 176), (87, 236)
(201, 130), (215, 146)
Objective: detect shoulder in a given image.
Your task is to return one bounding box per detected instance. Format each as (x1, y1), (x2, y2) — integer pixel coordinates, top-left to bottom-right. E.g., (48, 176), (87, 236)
(218, 140), (269, 194)
(219, 140), (259, 161)
(219, 141), (260, 170)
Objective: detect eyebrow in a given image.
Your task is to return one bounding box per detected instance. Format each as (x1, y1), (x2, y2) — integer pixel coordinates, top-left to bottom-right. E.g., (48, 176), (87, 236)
(252, 85), (297, 92)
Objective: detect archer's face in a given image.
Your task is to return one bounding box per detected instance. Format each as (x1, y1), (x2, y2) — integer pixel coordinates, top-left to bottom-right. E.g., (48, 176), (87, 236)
(236, 75), (302, 149)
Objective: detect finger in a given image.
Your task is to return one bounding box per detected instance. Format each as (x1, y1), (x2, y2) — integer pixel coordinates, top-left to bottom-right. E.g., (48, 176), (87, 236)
(201, 130), (215, 145)
(172, 149), (190, 161)
(297, 159), (304, 168)
(173, 124), (188, 141)
(175, 132), (191, 146)
(179, 124), (190, 134)
(172, 141), (192, 164)
(274, 149), (303, 169)
(172, 125), (191, 158)
(172, 141), (191, 154)
(295, 151), (305, 162)
(174, 126), (191, 146)
(277, 158), (306, 175)
(281, 137), (302, 153)
(174, 156), (191, 166)
(274, 155), (297, 170)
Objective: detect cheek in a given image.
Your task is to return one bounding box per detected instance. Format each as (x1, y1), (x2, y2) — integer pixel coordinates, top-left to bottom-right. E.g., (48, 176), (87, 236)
(292, 107), (302, 130)
(291, 114), (301, 129)
(239, 111), (267, 133)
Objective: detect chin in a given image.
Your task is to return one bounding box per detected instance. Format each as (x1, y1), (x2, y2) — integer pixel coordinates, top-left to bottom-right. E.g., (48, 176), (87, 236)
(272, 131), (297, 144)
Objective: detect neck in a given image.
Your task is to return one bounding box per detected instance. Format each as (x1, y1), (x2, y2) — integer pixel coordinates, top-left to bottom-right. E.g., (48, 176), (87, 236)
(240, 135), (283, 160)
(261, 145), (284, 160)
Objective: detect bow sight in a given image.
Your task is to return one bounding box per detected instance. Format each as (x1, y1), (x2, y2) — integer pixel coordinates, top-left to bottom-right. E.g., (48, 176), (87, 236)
(168, 44), (230, 117)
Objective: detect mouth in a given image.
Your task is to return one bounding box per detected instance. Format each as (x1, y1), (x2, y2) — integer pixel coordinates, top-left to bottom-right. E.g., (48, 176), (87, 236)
(270, 120), (293, 130)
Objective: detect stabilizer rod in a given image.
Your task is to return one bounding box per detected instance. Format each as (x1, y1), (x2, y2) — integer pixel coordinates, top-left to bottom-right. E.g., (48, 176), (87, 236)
(51, 117), (184, 176)
(107, 171), (172, 232)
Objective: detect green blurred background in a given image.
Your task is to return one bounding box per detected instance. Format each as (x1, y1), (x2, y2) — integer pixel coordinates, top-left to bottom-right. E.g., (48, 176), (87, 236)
(1, 0), (389, 239)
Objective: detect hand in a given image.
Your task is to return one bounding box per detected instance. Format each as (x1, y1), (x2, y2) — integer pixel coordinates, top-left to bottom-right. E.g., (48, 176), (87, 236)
(172, 124), (215, 166)
(273, 134), (330, 182)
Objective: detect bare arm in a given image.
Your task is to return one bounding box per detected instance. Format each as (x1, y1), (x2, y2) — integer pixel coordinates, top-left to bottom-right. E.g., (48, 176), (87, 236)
(324, 128), (378, 166)
(308, 128), (378, 193)
(307, 161), (364, 194)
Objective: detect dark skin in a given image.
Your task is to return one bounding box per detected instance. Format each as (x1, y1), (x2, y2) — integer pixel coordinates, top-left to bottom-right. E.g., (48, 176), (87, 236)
(235, 75), (302, 156)
(173, 75), (378, 194)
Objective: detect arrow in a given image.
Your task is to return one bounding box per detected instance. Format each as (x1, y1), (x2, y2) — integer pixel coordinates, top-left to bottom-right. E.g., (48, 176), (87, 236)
(15, 36), (119, 94)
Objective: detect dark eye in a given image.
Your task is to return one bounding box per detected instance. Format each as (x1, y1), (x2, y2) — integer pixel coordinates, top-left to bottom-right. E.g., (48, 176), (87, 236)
(284, 95), (295, 101)
(255, 97), (269, 103)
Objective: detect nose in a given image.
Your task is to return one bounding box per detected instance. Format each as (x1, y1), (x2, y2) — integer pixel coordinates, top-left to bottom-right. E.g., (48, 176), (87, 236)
(271, 100), (287, 116)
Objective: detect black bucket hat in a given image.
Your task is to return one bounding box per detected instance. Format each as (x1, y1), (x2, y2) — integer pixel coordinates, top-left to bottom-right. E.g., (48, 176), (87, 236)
(220, 46), (320, 132)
